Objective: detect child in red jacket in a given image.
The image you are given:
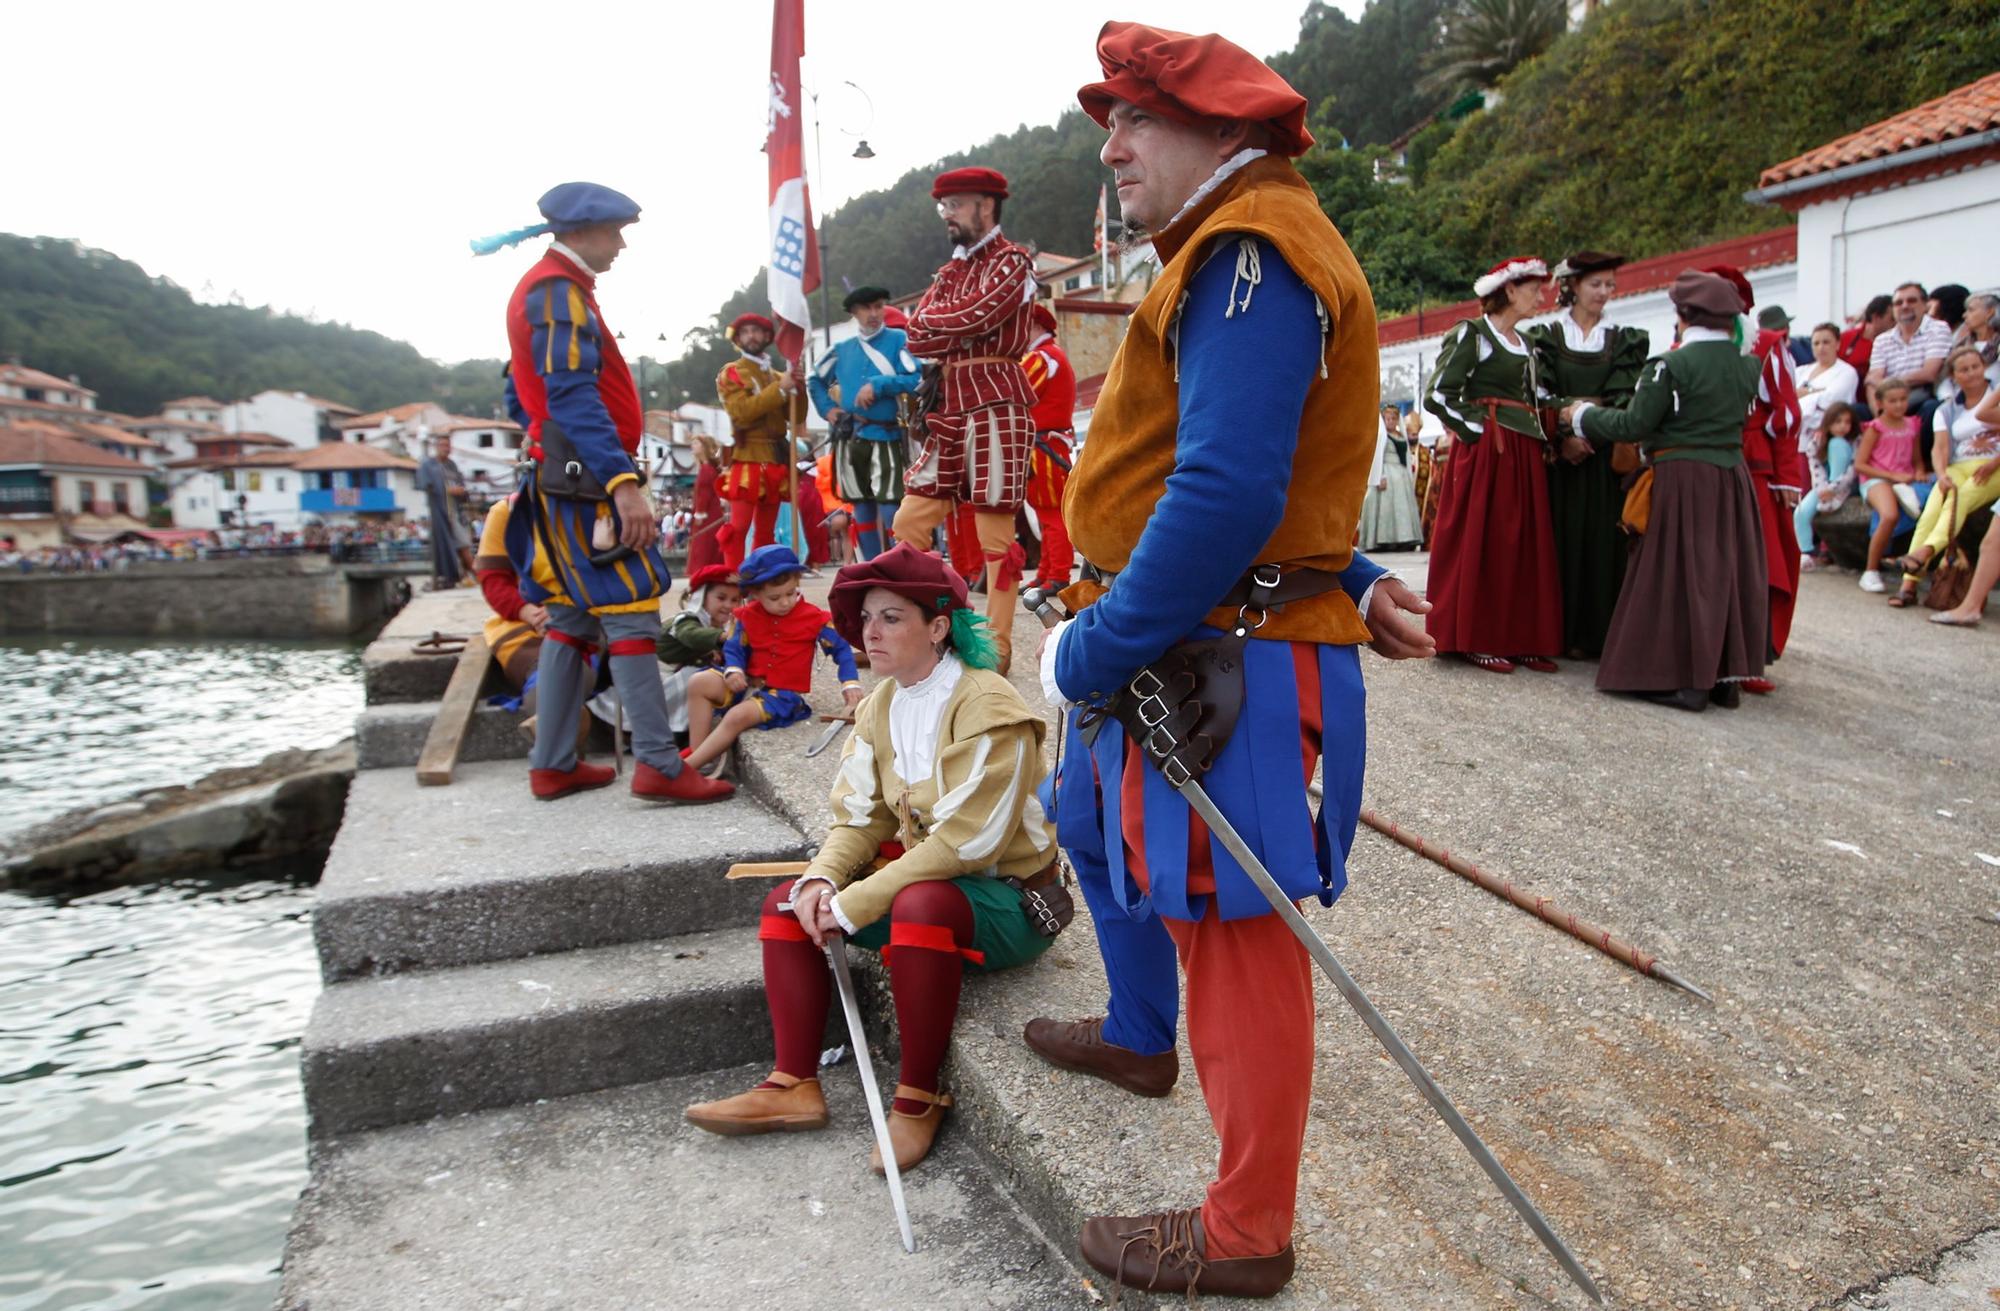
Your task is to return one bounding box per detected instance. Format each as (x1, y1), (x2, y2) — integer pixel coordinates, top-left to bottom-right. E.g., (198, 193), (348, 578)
(682, 545), (861, 774)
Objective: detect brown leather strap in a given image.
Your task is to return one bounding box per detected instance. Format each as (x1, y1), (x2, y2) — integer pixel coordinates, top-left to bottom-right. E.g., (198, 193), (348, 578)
(892, 1084), (952, 1107)
(1012, 860), (1060, 891)
(765, 1070), (815, 1089)
(1082, 561), (1344, 612)
(945, 356), (1016, 369)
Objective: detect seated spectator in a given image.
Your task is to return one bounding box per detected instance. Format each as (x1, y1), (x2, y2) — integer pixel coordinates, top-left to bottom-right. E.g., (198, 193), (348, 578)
(1839, 294), (1894, 385)
(1946, 292), (1999, 395)
(1928, 507), (1998, 627)
(1892, 348), (2000, 605)
(1852, 379), (1931, 593)
(1929, 284), (1970, 334)
(1868, 282), (1954, 427)
(1797, 401), (1859, 570)
(658, 564), (742, 745)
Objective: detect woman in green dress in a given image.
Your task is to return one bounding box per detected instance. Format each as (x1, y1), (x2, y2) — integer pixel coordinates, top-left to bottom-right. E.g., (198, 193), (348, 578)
(1528, 252), (1650, 658)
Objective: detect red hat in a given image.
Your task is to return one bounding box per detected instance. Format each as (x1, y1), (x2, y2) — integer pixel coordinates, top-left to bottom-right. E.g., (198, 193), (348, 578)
(1701, 264), (1755, 315)
(1077, 22), (1313, 158)
(827, 543), (970, 646)
(881, 305), (909, 328)
(727, 311), (775, 341)
(686, 564), (738, 593)
(932, 166), (1009, 200)
(1472, 257), (1549, 298)
(1031, 302), (1058, 335)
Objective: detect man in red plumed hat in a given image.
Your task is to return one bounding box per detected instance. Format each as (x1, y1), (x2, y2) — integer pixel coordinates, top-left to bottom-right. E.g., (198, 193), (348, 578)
(1028, 21), (1434, 1299)
(891, 165), (1038, 673)
(716, 311), (808, 569)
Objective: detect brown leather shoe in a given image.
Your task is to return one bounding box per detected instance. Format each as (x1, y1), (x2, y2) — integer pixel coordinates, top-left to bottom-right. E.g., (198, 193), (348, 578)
(683, 1071), (827, 1136)
(1079, 1207), (1295, 1299)
(1023, 1016), (1178, 1097)
(869, 1085), (950, 1174)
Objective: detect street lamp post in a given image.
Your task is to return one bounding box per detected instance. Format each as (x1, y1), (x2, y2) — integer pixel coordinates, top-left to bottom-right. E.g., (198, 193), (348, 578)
(806, 79), (876, 351)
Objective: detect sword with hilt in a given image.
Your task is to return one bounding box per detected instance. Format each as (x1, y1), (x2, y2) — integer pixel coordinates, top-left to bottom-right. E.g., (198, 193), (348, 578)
(1025, 590), (1604, 1305)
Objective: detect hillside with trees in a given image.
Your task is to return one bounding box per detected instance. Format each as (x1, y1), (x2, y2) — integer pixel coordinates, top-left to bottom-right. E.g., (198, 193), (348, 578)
(0, 235), (505, 418)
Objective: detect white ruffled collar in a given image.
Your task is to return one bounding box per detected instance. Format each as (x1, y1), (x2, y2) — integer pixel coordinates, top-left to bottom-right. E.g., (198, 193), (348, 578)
(953, 226), (1004, 262)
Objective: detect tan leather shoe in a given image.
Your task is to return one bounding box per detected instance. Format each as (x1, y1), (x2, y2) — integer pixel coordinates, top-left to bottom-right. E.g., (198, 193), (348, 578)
(1024, 1016), (1178, 1097)
(1079, 1206), (1295, 1299)
(869, 1085), (951, 1174)
(684, 1071), (827, 1136)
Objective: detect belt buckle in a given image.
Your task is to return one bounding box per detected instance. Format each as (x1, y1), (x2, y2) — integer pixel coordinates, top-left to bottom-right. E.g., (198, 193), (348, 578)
(1136, 694), (1170, 728)
(1130, 667), (1164, 699)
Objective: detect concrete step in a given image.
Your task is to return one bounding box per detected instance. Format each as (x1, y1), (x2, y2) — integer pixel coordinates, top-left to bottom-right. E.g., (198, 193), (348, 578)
(314, 760), (810, 982)
(361, 589), (496, 705)
(281, 1063), (1092, 1310)
(353, 699), (529, 771)
(301, 930), (795, 1139)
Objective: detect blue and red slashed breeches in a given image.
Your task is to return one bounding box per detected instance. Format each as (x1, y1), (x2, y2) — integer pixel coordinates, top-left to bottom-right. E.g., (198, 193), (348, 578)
(757, 877), (976, 1117)
(1052, 635), (1366, 1260)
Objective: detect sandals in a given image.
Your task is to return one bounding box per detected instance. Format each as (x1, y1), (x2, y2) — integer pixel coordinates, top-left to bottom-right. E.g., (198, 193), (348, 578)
(1887, 585), (1918, 609)
(1890, 553), (1931, 576)
(1463, 653), (1515, 674)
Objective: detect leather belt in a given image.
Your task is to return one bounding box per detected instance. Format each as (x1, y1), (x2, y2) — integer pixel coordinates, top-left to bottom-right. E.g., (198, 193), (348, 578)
(1081, 560), (1343, 613)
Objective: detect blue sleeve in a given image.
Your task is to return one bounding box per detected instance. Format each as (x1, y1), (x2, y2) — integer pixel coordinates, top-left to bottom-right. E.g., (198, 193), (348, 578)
(818, 625), (859, 682)
(503, 369), (528, 428)
(1338, 552), (1384, 604)
(870, 335), (925, 397)
(525, 278), (636, 488)
(722, 621), (749, 672)
(1054, 237), (1319, 702)
(807, 350), (840, 421)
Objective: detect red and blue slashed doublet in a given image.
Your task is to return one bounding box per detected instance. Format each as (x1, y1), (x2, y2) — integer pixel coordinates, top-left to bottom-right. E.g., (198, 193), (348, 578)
(502, 252), (667, 613)
(1053, 631), (1365, 923)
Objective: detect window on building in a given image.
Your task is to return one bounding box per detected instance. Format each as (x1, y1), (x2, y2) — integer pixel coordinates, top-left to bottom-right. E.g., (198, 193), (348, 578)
(220, 470), (236, 491)
(1064, 276), (1082, 291)
(477, 432), (494, 448)
(507, 433), (522, 449)
(112, 484), (130, 512)
(277, 476), (287, 492)
(353, 469), (383, 490)
(247, 472), (263, 492)
(78, 479), (96, 505)
(317, 472), (335, 490)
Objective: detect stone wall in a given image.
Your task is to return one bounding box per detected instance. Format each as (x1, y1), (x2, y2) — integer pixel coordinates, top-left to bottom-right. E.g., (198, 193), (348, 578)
(0, 556), (401, 638)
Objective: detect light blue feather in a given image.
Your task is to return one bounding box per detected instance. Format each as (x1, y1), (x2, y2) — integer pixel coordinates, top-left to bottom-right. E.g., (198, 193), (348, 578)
(469, 222), (553, 257)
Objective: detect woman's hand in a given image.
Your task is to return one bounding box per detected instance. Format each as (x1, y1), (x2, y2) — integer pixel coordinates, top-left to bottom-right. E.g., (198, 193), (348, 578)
(792, 881), (837, 947)
(1972, 460), (1999, 487)
(1561, 435), (1592, 464)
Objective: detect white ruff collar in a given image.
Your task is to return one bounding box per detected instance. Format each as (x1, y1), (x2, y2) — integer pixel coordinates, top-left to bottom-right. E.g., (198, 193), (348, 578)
(953, 226), (1003, 262)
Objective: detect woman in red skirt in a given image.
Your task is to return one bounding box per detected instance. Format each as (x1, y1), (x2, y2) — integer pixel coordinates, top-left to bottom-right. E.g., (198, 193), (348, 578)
(1421, 257), (1564, 673)
(685, 433), (726, 576)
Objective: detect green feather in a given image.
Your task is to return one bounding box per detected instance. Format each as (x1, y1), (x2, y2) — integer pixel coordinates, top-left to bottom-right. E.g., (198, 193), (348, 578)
(949, 607), (1000, 671)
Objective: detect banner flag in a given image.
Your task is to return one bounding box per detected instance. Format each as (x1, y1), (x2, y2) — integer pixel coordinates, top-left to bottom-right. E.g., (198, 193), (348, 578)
(766, 0), (820, 363)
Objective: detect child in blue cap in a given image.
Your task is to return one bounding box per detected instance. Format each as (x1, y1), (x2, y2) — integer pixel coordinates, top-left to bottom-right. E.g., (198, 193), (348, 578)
(682, 544), (861, 774)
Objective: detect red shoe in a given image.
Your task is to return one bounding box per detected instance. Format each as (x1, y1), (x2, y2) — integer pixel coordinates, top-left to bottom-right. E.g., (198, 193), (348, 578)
(632, 760), (734, 804)
(1516, 656), (1559, 674)
(1740, 676), (1776, 695)
(529, 760), (616, 801)
(1463, 653), (1515, 674)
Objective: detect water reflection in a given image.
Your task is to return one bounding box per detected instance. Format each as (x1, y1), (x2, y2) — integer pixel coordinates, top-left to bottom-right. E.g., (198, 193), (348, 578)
(0, 638), (362, 842)
(0, 877), (317, 1310)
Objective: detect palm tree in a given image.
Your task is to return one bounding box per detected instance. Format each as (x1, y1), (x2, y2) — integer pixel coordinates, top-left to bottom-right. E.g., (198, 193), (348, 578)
(1417, 0), (1569, 97)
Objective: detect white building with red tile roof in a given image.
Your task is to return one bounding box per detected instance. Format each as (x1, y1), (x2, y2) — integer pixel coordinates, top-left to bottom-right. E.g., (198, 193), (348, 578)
(0, 421), (152, 547)
(1748, 71), (2000, 325)
(0, 363), (97, 411)
(161, 396), (229, 426)
(167, 440), (423, 531)
(220, 390), (363, 449)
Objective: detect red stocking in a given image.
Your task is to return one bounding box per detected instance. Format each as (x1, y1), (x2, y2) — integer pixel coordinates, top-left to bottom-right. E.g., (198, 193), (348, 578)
(881, 880), (977, 1114)
(757, 880), (830, 1083)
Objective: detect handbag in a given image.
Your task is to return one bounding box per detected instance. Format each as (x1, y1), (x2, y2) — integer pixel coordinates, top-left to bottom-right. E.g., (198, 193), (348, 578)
(1619, 468), (1654, 536)
(1924, 488), (1971, 611)
(531, 418), (644, 566)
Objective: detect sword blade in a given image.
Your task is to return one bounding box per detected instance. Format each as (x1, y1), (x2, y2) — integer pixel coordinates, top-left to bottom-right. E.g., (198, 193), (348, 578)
(1177, 781), (1603, 1305)
(806, 719), (849, 758)
(827, 937), (917, 1254)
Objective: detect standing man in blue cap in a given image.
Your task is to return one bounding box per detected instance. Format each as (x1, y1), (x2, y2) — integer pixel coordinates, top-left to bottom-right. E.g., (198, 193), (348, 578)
(807, 286), (922, 561)
(474, 182), (734, 805)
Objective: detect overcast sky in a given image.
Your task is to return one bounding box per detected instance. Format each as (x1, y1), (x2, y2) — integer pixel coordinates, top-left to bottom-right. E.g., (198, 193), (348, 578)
(9, 2), (1348, 367)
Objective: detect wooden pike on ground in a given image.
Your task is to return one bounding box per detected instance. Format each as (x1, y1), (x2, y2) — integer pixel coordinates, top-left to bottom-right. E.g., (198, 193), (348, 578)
(416, 634), (493, 787)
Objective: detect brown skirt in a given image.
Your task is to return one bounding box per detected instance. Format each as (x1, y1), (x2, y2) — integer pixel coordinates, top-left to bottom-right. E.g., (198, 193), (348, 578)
(1596, 460), (1768, 692)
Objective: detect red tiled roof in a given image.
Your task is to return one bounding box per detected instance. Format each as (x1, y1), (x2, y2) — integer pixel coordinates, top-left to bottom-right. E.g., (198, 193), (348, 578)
(161, 395), (227, 408)
(1760, 72), (2000, 187)
(337, 401), (442, 429)
(71, 421), (162, 449)
(0, 423), (153, 473)
(439, 415), (522, 432)
(189, 430), (291, 447)
(125, 414), (225, 432)
(287, 443), (418, 472)
(1376, 226), (1799, 347)
(0, 364), (97, 397)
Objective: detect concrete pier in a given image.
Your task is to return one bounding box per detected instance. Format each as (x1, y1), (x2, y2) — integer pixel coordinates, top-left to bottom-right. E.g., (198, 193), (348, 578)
(0, 555), (418, 638)
(280, 566), (1999, 1309)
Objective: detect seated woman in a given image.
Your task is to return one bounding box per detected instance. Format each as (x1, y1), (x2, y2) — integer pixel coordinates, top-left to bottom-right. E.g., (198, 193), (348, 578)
(684, 544), (1059, 1172)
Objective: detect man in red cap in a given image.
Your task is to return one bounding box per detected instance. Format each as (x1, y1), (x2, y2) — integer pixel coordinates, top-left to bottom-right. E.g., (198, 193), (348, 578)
(716, 311), (807, 569)
(1023, 301), (1078, 591)
(1033, 21), (1432, 1299)
(891, 165), (1038, 673)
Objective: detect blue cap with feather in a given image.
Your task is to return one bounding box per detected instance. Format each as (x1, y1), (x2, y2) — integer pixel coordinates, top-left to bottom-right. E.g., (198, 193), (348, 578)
(469, 182), (642, 257)
(738, 544), (806, 588)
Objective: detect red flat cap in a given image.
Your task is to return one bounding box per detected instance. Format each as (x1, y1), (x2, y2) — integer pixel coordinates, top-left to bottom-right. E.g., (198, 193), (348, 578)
(881, 305), (909, 328)
(728, 311), (775, 338)
(686, 564), (738, 592)
(1031, 302), (1058, 335)
(1077, 21), (1312, 158)
(1701, 264), (1755, 315)
(932, 166), (1009, 200)
(828, 543), (969, 646)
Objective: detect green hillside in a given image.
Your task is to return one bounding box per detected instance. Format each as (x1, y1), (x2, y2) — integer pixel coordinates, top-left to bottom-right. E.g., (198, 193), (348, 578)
(0, 235), (505, 418)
